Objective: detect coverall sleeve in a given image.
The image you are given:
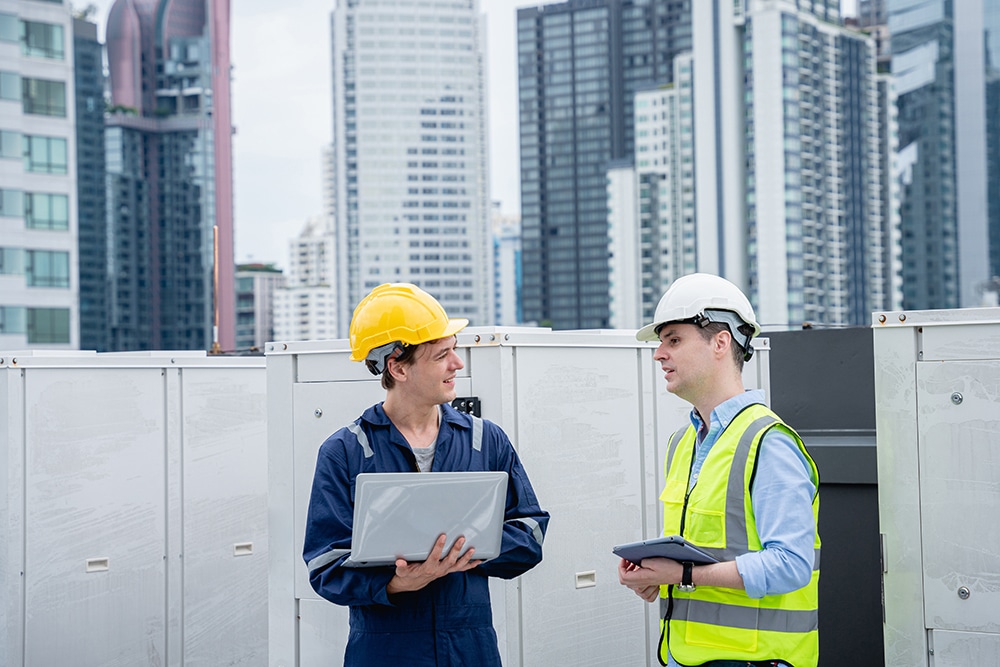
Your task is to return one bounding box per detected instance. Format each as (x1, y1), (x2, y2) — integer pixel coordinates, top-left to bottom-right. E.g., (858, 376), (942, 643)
(302, 435), (396, 607)
(475, 425), (550, 579)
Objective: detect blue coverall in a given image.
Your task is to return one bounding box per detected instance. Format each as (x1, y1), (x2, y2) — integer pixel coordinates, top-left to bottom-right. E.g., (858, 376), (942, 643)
(303, 402), (550, 667)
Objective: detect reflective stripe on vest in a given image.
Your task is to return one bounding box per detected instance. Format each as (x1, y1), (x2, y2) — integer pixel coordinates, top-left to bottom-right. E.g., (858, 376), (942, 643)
(671, 597), (819, 634)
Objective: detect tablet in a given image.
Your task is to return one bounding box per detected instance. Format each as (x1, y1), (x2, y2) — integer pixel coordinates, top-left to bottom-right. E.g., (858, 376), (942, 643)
(344, 471), (508, 567)
(612, 535), (719, 565)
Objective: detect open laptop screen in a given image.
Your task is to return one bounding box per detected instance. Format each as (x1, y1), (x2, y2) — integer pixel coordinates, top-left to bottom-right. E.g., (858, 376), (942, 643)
(345, 471), (508, 567)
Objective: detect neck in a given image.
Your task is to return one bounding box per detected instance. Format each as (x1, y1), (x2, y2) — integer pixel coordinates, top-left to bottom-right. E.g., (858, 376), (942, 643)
(691, 376), (745, 426)
(383, 395), (441, 448)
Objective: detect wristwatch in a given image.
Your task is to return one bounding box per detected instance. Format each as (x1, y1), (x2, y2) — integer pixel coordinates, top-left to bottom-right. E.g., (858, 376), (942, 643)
(678, 561), (696, 592)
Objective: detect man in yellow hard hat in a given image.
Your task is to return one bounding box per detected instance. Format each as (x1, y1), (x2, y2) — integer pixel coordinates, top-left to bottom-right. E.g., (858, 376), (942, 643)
(303, 283), (549, 667)
(618, 273), (820, 667)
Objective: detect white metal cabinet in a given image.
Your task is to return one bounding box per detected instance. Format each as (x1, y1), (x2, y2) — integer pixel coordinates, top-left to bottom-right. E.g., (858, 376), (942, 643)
(873, 309), (1000, 667)
(267, 328), (770, 667)
(0, 352), (268, 667)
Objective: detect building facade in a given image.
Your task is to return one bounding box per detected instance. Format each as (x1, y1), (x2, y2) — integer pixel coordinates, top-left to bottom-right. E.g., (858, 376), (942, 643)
(102, 0), (234, 351)
(273, 216), (338, 342)
(743, 0), (891, 327)
(235, 263), (284, 351)
(607, 60), (697, 330)
(516, 0), (692, 329)
(491, 203), (522, 326)
(888, 0), (996, 308)
(73, 15), (106, 351)
(329, 0), (491, 335)
(0, 0), (77, 349)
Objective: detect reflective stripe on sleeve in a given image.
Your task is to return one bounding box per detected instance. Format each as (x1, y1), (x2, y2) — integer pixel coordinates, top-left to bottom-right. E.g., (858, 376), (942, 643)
(472, 415), (483, 451)
(307, 548), (351, 574)
(346, 422), (373, 458)
(507, 516), (544, 545)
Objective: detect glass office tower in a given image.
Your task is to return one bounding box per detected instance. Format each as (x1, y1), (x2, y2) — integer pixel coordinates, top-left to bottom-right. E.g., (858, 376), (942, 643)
(330, 0), (492, 333)
(517, 0), (691, 329)
(103, 0), (234, 351)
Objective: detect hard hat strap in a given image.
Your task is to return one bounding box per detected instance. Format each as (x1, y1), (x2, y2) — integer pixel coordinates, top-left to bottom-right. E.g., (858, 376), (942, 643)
(364, 341), (406, 376)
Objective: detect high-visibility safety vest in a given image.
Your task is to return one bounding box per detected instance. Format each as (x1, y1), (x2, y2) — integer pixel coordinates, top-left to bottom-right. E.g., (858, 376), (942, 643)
(657, 403), (820, 667)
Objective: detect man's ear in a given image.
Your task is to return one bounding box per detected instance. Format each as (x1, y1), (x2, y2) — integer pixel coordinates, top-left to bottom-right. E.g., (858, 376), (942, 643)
(386, 356), (408, 384)
(713, 329), (733, 358)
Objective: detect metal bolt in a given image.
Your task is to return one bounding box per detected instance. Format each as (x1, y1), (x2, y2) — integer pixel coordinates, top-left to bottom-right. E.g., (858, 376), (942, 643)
(958, 586), (971, 600)
(504, 334), (510, 341)
(878, 314), (886, 324)
(489, 334), (496, 341)
(951, 392), (964, 405)
(898, 313), (906, 322)
(314, 408), (323, 418)
(474, 335), (481, 343)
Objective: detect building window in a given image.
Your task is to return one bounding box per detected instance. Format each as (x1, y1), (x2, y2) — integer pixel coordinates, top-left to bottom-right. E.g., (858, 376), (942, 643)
(24, 192), (68, 229)
(25, 249), (69, 287)
(27, 307), (70, 343)
(0, 189), (22, 216)
(0, 71), (19, 100)
(0, 247), (24, 275)
(23, 135), (67, 173)
(0, 13), (17, 43)
(0, 130), (20, 159)
(20, 20), (64, 60)
(0, 306), (27, 334)
(22, 77), (66, 116)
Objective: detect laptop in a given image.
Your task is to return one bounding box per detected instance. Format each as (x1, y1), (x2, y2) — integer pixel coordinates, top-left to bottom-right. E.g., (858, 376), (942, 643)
(343, 471), (508, 567)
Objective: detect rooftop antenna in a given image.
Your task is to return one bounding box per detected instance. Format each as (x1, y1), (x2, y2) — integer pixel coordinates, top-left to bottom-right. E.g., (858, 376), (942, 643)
(210, 225), (222, 354)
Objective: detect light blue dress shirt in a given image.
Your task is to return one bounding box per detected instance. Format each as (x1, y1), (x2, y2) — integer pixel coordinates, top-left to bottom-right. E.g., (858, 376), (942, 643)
(665, 389), (818, 667)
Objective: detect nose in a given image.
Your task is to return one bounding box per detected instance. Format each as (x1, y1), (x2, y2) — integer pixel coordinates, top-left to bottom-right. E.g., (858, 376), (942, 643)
(449, 349), (464, 370)
(653, 341), (669, 361)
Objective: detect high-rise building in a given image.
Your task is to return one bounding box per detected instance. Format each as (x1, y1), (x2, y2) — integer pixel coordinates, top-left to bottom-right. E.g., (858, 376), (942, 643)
(607, 59), (697, 330)
(273, 216), (338, 342)
(73, 15), (107, 351)
(0, 0), (78, 349)
(517, 0), (692, 329)
(102, 0), (234, 351)
(491, 203), (522, 325)
(889, 0), (995, 308)
(235, 262), (283, 351)
(329, 0), (491, 334)
(741, 0), (892, 327)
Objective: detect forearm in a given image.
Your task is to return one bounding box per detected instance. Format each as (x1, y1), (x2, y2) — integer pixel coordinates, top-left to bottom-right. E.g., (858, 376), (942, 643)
(690, 559), (744, 590)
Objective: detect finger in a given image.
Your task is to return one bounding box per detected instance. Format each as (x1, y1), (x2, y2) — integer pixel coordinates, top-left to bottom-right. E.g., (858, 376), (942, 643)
(429, 534), (448, 560)
(445, 536), (468, 563)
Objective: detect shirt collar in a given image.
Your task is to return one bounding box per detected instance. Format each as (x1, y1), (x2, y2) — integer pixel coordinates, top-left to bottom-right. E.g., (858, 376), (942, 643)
(689, 388), (766, 434)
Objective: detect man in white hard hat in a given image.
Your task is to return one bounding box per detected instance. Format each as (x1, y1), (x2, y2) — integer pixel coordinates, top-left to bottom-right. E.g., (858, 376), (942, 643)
(303, 283), (549, 667)
(618, 273), (821, 667)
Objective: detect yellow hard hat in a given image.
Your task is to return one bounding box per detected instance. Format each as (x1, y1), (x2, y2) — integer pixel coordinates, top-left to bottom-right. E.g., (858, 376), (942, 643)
(349, 283), (468, 371)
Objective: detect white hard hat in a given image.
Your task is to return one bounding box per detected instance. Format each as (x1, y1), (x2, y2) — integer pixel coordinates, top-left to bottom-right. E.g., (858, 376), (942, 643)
(635, 273), (761, 361)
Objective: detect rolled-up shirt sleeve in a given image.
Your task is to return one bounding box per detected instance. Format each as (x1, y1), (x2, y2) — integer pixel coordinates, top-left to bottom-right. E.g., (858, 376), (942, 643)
(734, 427), (818, 599)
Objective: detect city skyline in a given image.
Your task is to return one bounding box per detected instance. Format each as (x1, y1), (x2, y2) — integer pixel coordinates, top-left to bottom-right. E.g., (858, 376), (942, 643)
(85, 0), (563, 270)
(84, 0), (859, 273)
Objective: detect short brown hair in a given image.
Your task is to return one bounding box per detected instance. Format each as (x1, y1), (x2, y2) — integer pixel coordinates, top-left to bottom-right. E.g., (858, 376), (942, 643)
(695, 322), (746, 371)
(381, 342), (420, 390)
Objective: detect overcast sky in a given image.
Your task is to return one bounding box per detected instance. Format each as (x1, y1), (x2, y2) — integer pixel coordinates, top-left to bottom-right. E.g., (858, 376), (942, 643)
(84, 0), (856, 268)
